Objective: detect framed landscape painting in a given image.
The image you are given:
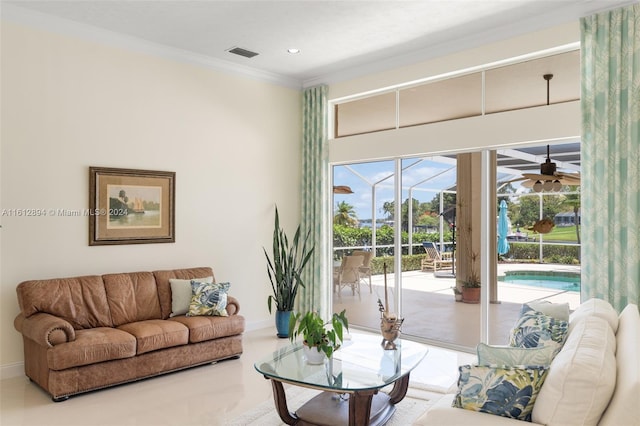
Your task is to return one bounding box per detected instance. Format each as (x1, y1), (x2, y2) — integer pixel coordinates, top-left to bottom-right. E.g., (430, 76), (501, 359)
(89, 167), (175, 245)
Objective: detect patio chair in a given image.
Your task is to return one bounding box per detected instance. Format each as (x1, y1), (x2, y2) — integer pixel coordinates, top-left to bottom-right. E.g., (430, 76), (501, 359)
(421, 242), (453, 272)
(352, 250), (373, 293)
(334, 255), (364, 298)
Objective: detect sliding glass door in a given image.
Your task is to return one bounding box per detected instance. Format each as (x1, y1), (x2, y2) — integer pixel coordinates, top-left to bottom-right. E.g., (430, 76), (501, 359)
(331, 143), (581, 351)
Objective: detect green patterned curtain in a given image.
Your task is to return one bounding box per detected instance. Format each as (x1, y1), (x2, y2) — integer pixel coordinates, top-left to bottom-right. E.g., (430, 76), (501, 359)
(581, 3), (640, 312)
(297, 85), (329, 315)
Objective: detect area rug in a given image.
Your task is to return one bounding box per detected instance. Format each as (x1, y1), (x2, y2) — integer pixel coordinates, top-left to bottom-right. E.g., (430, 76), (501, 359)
(227, 386), (444, 426)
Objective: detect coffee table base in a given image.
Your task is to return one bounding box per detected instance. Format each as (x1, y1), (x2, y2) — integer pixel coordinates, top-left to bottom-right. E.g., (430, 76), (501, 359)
(295, 391), (394, 426)
(268, 375), (410, 426)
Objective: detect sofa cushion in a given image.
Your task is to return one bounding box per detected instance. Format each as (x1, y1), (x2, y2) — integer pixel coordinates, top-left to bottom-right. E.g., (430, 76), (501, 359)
(103, 272), (162, 326)
(117, 319), (189, 355)
(477, 343), (556, 367)
(532, 315), (616, 426)
(509, 308), (568, 353)
(187, 281), (230, 317)
(48, 327), (136, 370)
(452, 364), (549, 422)
(599, 304), (640, 426)
(414, 393), (532, 425)
(168, 314), (245, 343)
(169, 276), (213, 317)
(17, 275), (113, 329)
(569, 297), (619, 334)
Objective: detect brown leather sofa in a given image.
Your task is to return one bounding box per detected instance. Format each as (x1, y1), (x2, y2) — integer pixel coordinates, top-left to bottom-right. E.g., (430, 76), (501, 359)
(13, 267), (245, 401)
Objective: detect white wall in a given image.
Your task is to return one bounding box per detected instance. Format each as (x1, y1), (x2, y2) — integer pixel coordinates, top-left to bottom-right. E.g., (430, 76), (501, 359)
(0, 22), (302, 373)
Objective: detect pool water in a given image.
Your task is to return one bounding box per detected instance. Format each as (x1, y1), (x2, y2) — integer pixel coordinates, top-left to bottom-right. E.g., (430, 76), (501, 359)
(499, 271), (580, 292)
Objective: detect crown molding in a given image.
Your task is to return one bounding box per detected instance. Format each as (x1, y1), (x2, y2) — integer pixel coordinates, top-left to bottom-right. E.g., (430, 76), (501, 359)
(1, 4), (303, 90)
(302, 0), (637, 88)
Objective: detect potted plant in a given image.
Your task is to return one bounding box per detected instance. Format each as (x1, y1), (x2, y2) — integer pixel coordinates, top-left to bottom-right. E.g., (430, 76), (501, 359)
(457, 213), (481, 304)
(288, 309), (349, 364)
(462, 273), (481, 303)
(264, 206), (314, 338)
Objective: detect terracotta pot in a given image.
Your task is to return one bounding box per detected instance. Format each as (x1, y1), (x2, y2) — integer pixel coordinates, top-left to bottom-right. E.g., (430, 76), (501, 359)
(462, 287), (480, 304)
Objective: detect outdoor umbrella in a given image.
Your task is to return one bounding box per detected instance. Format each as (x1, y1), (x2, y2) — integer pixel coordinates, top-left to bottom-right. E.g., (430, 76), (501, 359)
(498, 199), (510, 255)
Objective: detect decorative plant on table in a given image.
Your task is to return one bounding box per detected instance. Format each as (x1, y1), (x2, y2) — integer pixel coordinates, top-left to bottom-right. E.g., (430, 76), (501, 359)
(288, 309), (349, 363)
(264, 206), (314, 338)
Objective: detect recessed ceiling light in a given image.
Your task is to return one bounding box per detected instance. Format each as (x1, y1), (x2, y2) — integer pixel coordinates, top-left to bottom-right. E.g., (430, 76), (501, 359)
(287, 48), (300, 54)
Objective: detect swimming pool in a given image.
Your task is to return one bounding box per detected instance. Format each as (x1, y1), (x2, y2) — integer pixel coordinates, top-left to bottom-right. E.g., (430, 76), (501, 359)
(499, 270), (580, 292)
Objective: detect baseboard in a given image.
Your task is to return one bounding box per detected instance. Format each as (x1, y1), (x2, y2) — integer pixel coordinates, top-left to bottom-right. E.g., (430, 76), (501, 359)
(1, 362), (24, 380)
(245, 319), (273, 332)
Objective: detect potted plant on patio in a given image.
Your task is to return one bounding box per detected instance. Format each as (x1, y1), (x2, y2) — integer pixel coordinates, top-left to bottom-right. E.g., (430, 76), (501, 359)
(458, 216), (481, 303)
(288, 309), (349, 364)
(264, 206), (314, 338)
(462, 272), (481, 303)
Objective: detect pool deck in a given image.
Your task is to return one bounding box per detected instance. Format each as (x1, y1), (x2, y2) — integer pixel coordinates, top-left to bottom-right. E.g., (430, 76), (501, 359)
(335, 262), (581, 350)
(395, 262), (581, 308)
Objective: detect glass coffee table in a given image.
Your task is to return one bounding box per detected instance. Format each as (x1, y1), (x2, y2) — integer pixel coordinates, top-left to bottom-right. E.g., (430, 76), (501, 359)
(254, 333), (428, 426)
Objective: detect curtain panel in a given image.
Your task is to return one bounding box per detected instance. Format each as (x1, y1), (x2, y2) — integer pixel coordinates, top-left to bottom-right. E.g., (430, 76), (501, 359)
(581, 3), (640, 312)
(297, 85), (329, 315)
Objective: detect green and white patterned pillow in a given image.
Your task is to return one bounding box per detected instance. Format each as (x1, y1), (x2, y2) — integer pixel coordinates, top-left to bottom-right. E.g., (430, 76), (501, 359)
(521, 300), (570, 322)
(477, 343), (557, 367)
(509, 308), (568, 353)
(169, 276), (214, 317)
(187, 281), (230, 317)
(453, 364), (549, 421)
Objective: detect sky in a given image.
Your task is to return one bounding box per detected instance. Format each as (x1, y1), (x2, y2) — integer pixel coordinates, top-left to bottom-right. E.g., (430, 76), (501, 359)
(332, 155), (527, 221)
(333, 157), (459, 221)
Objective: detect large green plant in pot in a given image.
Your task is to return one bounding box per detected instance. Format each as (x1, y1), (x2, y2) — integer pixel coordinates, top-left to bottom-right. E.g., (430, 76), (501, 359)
(264, 206), (314, 338)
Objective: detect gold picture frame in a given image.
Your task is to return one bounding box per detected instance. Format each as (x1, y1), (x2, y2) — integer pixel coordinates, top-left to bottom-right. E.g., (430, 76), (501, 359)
(89, 167), (175, 245)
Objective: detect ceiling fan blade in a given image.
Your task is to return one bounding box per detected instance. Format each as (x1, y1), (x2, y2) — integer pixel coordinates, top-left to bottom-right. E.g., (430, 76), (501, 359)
(500, 176), (527, 185)
(522, 173), (552, 181)
(556, 172), (581, 183)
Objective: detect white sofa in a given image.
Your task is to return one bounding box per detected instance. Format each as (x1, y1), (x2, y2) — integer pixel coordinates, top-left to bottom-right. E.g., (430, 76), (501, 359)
(414, 299), (640, 426)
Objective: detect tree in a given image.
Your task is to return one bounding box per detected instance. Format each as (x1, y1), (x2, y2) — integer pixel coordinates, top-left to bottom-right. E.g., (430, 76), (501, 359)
(381, 198), (431, 231)
(516, 193), (564, 228)
(334, 201), (358, 227)
(428, 192), (457, 216)
(381, 201), (394, 220)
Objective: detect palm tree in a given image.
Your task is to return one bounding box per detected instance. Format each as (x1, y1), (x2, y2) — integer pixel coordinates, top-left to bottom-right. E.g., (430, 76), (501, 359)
(381, 201), (394, 220)
(334, 201), (358, 227)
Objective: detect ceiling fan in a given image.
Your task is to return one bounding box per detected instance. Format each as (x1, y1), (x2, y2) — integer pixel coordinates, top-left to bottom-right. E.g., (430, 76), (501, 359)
(509, 145), (581, 192)
(333, 185), (353, 194)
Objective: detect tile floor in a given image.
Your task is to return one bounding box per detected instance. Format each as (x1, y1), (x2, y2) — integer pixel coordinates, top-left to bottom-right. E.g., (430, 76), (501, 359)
(0, 327), (475, 426)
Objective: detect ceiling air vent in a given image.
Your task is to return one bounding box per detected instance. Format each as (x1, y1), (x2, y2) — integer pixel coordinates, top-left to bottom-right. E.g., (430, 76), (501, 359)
(226, 47), (259, 58)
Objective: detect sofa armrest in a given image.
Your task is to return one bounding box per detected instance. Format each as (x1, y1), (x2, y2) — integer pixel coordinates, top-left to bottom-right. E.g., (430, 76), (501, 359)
(14, 312), (75, 347)
(227, 296), (240, 316)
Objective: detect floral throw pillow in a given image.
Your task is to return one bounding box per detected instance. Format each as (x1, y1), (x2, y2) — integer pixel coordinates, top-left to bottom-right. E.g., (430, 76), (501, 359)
(452, 364), (549, 421)
(509, 308), (568, 353)
(187, 281), (230, 317)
